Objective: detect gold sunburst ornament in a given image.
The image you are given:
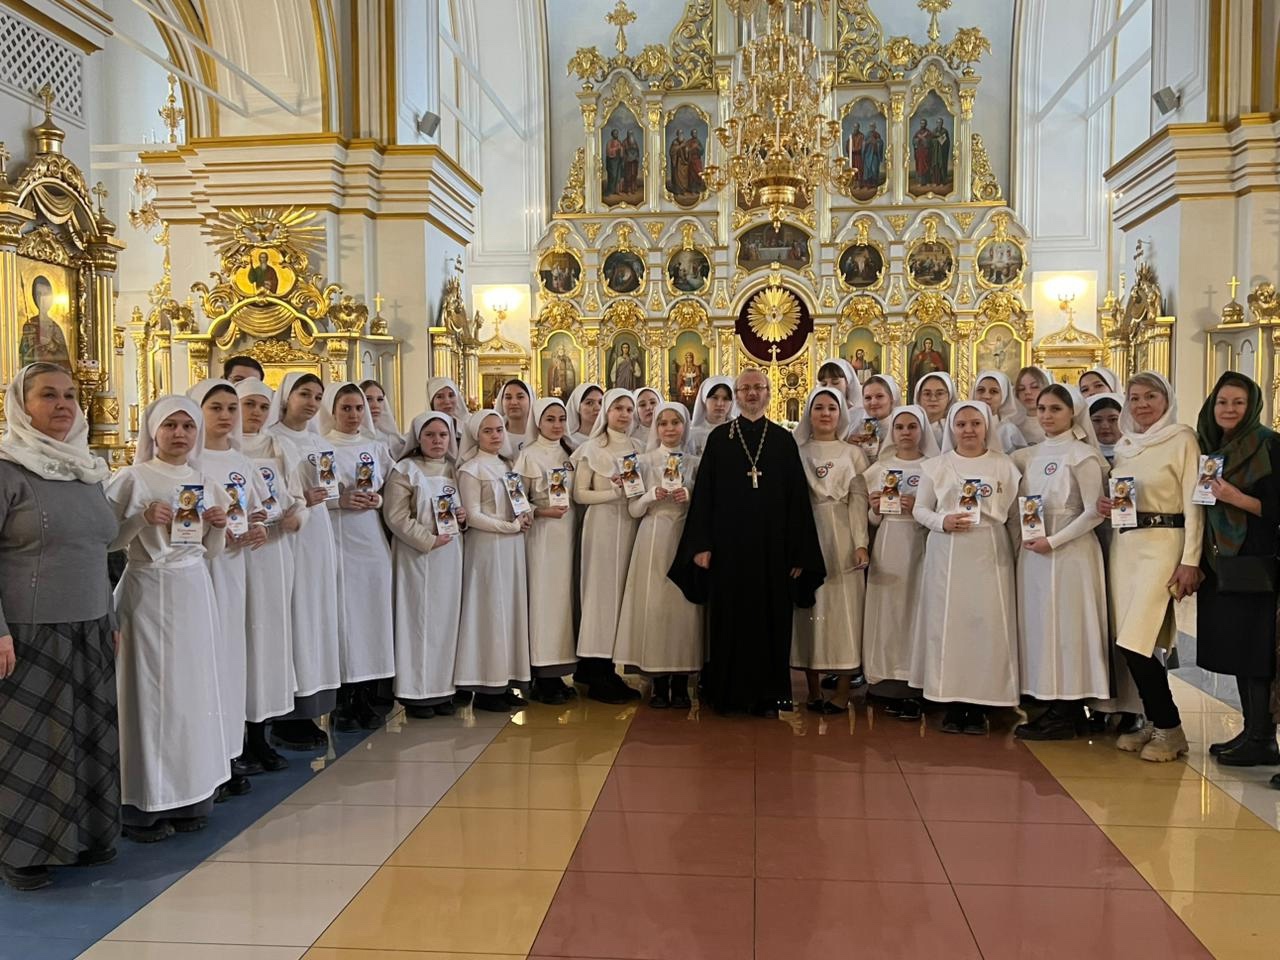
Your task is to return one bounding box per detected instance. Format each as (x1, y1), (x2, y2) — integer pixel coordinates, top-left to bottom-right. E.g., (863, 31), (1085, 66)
(747, 287), (802, 342)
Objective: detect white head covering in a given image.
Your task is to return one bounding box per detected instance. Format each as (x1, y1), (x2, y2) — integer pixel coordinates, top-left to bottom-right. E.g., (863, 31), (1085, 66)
(264, 371), (323, 433)
(634, 386), (662, 422)
(818, 357), (864, 413)
(574, 387), (636, 472)
(565, 382), (603, 437)
(0, 363), (109, 483)
(886, 404), (942, 458)
(1009, 366), (1053, 431)
(1116, 371), (1187, 453)
(360, 379), (400, 438)
(319, 381), (378, 440)
(426, 376), (465, 416)
(137, 395), (205, 467)
(1079, 366), (1121, 394)
(587, 388), (636, 441)
(527, 396), (569, 447)
(1086, 391), (1125, 457)
(645, 400), (692, 453)
(187, 378), (243, 450)
(235, 378), (276, 458)
(912, 370), (956, 408)
(402, 410), (458, 461)
(941, 399), (993, 454)
(498, 377), (536, 431)
(793, 386), (852, 446)
(971, 370), (1019, 422)
(458, 408), (504, 465)
(691, 376), (735, 428)
(863, 373), (903, 409)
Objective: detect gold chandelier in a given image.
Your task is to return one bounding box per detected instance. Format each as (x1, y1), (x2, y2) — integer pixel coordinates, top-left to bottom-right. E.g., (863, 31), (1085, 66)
(704, 0), (851, 227)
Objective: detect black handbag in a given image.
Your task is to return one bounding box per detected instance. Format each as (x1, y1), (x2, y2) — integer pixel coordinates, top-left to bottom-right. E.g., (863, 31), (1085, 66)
(1215, 553), (1279, 594)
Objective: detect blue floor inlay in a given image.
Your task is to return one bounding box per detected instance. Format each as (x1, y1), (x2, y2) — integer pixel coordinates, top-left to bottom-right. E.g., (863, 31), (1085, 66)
(0, 726), (377, 960)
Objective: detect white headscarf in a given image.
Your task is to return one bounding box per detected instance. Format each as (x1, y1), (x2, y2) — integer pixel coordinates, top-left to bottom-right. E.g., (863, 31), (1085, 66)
(863, 373), (903, 409)
(886, 404), (942, 458)
(498, 377), (536, 428)
(941, 399), (993, 454)
(319, 381), (378, 441)
(137, 395), (205, 467)
(264, 371), (323, 434)
(458, 408), (504, 465)
(912, 371), (956, 408)
(792, 386), (852, 446)
(1086, 391), (1124, 458)
(187, 378), (243, 450)
(633, 386), (663, 443)
(1038, 383), (1099, 446)
(0, 363), (109, 483)
(818, 357), (864, 413)
(527, 396), (569, 448)
(360, 380), (400, 438)
(1079, 366), (1121, 394)
(574, 387), (636, 473)
(565, 382), (603, 437)
(691, 376), (735, 428)
(644, 401), (692, 453)
(426, 376), (465, 418)
(401, 410), (458, 461)
(235, 378), (277, 459)
(971, 370), (1019, 422)
(1116, 371), (1189, 453)
(1010, 366), (1052, 421)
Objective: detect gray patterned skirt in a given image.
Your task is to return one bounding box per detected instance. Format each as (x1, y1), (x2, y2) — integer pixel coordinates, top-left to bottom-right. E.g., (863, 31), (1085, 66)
(0, 616), (119, 868)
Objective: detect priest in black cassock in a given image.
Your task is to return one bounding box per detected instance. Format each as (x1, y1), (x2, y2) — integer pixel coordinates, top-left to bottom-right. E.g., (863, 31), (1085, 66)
(670, 368), (825, 716)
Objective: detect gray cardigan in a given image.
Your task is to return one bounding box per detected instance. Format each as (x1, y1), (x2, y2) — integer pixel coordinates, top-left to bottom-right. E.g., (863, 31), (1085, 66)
(0, 460), (117, 635)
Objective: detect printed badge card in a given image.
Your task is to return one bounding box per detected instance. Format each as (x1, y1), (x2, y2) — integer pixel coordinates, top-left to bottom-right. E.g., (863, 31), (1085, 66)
(661, 452), (685, 492)
(355, 451), (380, 491)
(547, 467), (571, 508)
(171, 484), (205, 543)
(224, 473), (250, 536)
(880, 469), (903, 515)
(958, 478), (984, 526)
(619, 452), (644, 498)
(432, 492), (461, 536)
(258, 465), (283, 523)
(1020, 495), (1045, 541)
(504, 471), (533, 515)
(312, 451), (340, 500)
(1193, 455), (1224, 506)
(1110, 476), (1138, 529)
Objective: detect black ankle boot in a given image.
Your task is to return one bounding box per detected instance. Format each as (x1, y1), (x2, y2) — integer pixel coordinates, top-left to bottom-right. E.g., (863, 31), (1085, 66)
(1219, 677), (1279, 767)
(246, 721), (289, 771)
(670, 675), (692, 709)
(1016, 702), (1084, 741)
(649, 675), (671, 709)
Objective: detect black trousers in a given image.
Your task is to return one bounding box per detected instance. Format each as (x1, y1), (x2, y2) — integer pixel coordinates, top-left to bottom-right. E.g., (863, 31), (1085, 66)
(1121, 648), (1181, 729)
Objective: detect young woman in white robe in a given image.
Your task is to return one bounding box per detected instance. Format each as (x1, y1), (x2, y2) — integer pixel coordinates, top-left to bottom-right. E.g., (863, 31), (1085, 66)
(688, 377), (734, 455)
(107, 396), (231, 840)
(236, 379), (305, 771)
(1096, 372), (1203, 762)
(911, 401), (1021, 734)
(565, 382), (603, 451)
(791, 387), (870, 713)
(1011, 385), (1111, 739)
(971, 370), (1030, 454)
(383, 411), (466, 718)
(614, 402), (703, 708)
(632, 387), (661, 448)
(850, 374), (903, 462)
(499, 378), (535, 460)
(513, 399), (580, 703)
(189, 379), (271, 796)
(427, 376), (465, 443)
(455, 410), (532, 711)
(816, 357), (864, 424)
(863, 405), (940, 720)
(1078, 366), (1122, 398)
(319, 382), (395, 729)
(264, 372), (341, 750)
(913, 372), (956, 450)
(572, 388), (644, 703)
(1010, 366), (1052, 444)
(361, 378), (407, 458)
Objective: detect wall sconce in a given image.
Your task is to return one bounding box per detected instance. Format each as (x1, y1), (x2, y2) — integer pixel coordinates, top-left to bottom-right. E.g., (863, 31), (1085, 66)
(483, 288), (519, 333)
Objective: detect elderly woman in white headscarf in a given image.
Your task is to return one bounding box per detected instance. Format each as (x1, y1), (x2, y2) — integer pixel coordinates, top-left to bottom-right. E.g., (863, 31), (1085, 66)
(0, 363), (119, 890)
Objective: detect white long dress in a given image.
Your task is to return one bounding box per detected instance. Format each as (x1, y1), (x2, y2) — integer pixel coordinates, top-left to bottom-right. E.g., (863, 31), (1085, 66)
(266, 422), (341, 701)
(201, 446), (269, 758)
(910, 450), (1022, 706)
(614, 448), (704, 673)
(107, 460), (230, 812)
(792, 439), (870, 672)
(574, 429), (643, 659)
(455, 451), (531, 689)
(862, 454), (930, 683)
(384, 458), (462, 703)
(1012, 436), (1111, 699)
(514, 438), (579, 674)
(1110, 427), (1204, 657)
(326, 435), (395, 683)
(241, 435), (302, 722)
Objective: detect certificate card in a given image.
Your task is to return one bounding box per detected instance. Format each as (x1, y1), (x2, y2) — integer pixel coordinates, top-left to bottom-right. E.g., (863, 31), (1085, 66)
(661, 452), (685, 492)
(312, 451), (340, 500)
(547, 467), (571, 508)
(432, 493), (461, 536)
(224, 474), (250, 536)
(1193, 455), (1224, 506)
(619, 452), (644, 499)
(258, 465), (283, 523)
(880, 469), (903, 515)
(504, 471), (533, 516)
(355, 450), (380, 491)
(958, 478), (984, 526)
(1020, 495), (1045, 542)
(1110, 476), (1137, 529)
(171, 484), (205, 543)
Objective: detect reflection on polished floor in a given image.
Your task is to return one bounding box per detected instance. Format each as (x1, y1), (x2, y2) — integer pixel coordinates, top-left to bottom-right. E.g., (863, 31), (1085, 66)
(6, 672), (1280, 959)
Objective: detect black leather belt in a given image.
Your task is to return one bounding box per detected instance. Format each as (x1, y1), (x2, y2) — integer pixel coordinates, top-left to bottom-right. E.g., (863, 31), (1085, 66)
(1128, 512), (1185, 530)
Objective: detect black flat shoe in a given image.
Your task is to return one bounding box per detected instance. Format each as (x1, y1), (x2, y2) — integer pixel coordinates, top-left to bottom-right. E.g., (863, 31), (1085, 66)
(1210, 731), (1248, 756)
(1116, 712), (1144, 736)
(1271, 773), (1280, 790)
(213, 783), (230, 804)
(1216, 739), (1280, 767)
(962, 708), (988, 736)
(405, 704), (437, 719)
(473, 693), (513, 712)
(670, 692), (693, 710)
(850, 669), (867, 689)
(806, 698), (843, 715)
(227, 774), (252, 796)
(271, 720), (327, 751)
(587, 683), (630, 705)
(231, 755), (263, 778)
(558, 679), (579, 699)
(649, 692), (671, 709)
(1015, 706), (1081, 742)
(3, 866), (52, 891)
(75, 847), (117, 867)
(941, 707), (965, 734)
(896, 698), (922, 721)
(433, 701), (457, 716)
(124, 822), (173, 844)
(251, 747), (289, 772)
(882, 699), (904, 716)
(170, 816), (208, 833)
(820, 674), (839, 690)
(750, 701), (780, 719)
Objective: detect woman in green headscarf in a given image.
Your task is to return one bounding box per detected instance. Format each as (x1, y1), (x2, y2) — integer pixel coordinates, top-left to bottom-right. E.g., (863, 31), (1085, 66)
(1195, 372), (1280, 771)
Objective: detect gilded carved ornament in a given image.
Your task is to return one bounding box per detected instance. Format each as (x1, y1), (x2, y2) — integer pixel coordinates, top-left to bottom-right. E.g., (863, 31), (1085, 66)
(886, 214), (909, 234)
(664, 0), (714, 90)
(558, 147), (587, 214)
(669, 299), (709, 331)
(16, 224), (70, 265)
(1249, 282), (1280, 324)
(954, 211), (976, 231)
(970, 134), (1002, 202)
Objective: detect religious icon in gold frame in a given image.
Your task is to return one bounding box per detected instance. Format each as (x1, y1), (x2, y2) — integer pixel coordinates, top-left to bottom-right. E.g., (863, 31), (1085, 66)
(16, 257), (75, 371)
(539, 330), (582, 402)
(233, 247), (297, 298)
(669, 330), (709, 411)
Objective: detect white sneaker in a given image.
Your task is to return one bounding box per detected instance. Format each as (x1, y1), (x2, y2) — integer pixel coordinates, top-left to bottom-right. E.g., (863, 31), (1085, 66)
(1140, 725), (1189, 763)
(1116, 720), (1155, 752)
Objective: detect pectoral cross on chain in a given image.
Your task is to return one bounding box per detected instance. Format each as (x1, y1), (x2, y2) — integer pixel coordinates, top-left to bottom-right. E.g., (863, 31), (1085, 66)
(748, 465), (762, 489)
